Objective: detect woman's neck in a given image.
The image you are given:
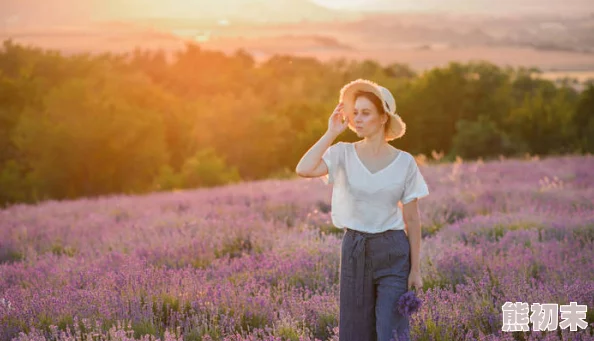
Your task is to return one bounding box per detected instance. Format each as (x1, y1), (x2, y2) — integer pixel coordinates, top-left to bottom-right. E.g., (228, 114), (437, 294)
(359, 134), (387, 155)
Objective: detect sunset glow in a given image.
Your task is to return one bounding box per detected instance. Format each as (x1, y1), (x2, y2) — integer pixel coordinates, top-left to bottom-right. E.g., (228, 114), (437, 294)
(311, 0), (370, 9)
(1, 0), (590, 27)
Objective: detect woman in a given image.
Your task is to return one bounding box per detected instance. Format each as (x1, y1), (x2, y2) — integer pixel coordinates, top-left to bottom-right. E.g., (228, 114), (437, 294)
(295, 79), (429, 341)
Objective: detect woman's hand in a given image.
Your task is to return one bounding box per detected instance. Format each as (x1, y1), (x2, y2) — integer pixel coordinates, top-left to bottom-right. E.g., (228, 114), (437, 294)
(408, 269), (423, 291)
(327, 102), (348, 137)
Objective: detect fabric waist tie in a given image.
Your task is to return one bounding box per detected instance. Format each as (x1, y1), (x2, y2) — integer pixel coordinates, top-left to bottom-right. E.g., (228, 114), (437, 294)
(346, 228), (392, 308)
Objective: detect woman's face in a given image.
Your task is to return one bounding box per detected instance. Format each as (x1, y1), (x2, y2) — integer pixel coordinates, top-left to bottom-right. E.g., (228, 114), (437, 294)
(350, 96), (387, 138)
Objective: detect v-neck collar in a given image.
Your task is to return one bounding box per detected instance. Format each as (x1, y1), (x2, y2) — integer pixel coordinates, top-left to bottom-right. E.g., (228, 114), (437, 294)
(351, 142), (402, 176)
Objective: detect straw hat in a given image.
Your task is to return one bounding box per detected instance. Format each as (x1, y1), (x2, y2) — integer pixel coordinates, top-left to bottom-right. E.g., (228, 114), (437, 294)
(339, 78), (406, 141)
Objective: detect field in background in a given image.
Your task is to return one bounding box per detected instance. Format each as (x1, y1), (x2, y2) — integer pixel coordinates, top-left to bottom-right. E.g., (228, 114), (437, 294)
(2, 12), (594, 78)
(1, 153), (593, 340)
(539, 71), (594, 83)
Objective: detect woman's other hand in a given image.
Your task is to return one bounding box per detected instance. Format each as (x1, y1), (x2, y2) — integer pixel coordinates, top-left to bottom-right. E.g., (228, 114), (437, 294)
(408, 269), (423, 291)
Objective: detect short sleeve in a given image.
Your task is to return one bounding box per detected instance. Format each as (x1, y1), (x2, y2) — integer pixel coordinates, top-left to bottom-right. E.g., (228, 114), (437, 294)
(401, 158), (430, 204)
(321, 142), (343, 185)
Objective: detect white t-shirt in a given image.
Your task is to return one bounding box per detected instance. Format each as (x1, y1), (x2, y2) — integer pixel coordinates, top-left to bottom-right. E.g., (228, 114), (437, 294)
(321, 141), (429, 233)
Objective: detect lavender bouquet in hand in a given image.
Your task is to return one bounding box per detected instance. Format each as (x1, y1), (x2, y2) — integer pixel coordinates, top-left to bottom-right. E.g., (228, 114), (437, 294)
(394, 288), (422, 317)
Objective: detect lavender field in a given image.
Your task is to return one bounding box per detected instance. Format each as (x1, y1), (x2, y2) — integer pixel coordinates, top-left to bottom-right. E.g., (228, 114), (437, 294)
(1, 154), (593, 341)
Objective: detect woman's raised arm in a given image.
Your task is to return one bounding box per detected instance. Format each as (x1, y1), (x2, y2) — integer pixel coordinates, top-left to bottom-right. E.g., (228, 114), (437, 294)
(295, 102), (347, 178)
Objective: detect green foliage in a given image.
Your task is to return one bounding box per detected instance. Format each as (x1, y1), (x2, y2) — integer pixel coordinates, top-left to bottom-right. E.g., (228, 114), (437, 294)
(0, 244), (24, 264)
(460, 222), (542, 245)
(312, 312), (337, 341)
(152, 147), (240, 191)
(56, 315), (74, 332)
(179, 148), (241, 188)
(0, 160), (33, 206)
(422, 223), (444, 238)
(12, 71), (170, 200)
(132, 319), (158, 339)
(214, 236), (254, 259)
(51, 244), (77, 257)
(318, 224), (344, 237)
(191, 257), (211, 269)
(506, 83), (579, 155)
(572, 224), (594, 246)
(0, 40), (591, 206)
(152, 165), (183, 191)
(451, 115), (522, 159)
(152, 293), (181, 327)
(240, 311), (270, 332)
(574, 82), (594, 152)
(276, 326), (301, 341)
(273, 317), (310, 341)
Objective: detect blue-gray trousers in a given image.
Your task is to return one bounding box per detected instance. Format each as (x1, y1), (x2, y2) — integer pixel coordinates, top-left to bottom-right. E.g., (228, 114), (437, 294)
(339, 228), (411, 341)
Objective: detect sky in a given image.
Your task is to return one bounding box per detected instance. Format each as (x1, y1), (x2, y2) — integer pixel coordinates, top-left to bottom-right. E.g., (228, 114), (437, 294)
(0, 0), (340, 25)
(311, 0), (369, 9)
(1, 0), (592, 28)
(314, 0), (594, 13)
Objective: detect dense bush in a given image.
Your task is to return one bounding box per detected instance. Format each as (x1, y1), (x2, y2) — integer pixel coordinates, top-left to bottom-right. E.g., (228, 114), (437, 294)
(0, 39), (593, 206)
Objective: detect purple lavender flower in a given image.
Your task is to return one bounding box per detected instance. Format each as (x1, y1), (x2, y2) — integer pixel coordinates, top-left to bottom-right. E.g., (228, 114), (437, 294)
(395, 290), (422, 317)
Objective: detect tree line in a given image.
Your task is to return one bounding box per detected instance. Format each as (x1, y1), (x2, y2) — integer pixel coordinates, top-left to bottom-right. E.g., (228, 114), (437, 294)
(0, 39), (592, 207)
